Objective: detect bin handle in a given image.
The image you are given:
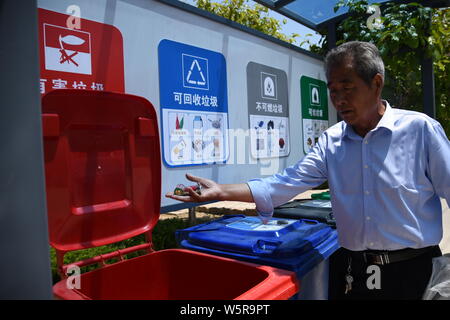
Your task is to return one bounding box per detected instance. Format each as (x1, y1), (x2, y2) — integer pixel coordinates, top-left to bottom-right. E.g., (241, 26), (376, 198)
(253, 240), (281, 255)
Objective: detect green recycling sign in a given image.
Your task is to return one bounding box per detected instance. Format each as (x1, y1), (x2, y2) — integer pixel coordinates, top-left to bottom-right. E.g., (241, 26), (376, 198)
(300, 75), (329, 154)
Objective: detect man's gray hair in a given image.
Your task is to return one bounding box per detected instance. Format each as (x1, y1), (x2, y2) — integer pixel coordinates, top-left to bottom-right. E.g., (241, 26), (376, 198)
(324, 41), (385, 86)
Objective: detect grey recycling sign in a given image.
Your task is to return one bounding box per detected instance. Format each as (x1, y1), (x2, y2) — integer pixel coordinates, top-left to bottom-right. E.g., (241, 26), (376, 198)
(246, 62), (290, 159)
(247, 62), (288, 117)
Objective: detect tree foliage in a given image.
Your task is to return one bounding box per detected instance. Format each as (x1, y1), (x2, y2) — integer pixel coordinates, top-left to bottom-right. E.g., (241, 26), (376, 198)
(194, 0), (449, 137)
(195, 0), (301, 44)
(329, 1), (449, 137)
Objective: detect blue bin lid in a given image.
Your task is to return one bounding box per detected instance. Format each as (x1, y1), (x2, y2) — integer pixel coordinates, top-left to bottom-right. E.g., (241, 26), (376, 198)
(176, 215), (339, 277)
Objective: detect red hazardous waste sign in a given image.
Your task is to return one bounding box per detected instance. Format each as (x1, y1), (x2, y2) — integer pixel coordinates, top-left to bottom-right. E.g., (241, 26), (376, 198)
(44, 24), (92, 74)
(38, 8), (124, 96)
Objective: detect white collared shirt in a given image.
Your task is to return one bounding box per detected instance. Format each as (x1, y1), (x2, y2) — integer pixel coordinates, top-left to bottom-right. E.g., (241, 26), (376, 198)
(247, 101), (450, 250)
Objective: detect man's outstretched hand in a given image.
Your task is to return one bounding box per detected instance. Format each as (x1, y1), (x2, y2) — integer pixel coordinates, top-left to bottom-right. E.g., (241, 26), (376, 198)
(165, 173), (222, 203)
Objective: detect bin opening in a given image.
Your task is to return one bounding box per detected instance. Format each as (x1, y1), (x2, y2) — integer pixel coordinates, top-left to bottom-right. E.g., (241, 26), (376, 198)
(54, 249), (285, 300)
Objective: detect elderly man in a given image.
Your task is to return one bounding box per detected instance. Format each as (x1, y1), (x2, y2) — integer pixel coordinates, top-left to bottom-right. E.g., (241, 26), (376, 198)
(166, 41), (450, 300)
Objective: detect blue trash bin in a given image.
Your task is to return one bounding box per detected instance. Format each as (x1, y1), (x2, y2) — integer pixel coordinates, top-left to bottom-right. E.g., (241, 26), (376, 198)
(176, 215), (339, 299)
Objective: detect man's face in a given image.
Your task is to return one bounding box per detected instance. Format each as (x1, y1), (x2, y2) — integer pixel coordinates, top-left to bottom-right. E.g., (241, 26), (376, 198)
(327, 60), (381, 130)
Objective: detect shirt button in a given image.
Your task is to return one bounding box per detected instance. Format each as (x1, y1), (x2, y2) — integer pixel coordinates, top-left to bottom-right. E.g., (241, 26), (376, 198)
(370, 242), (375, 247)
(366, 216), (371, 221)
(364, 165), (369, 169)
(365, 190), (370, 195)
(364, 140), (369, 144)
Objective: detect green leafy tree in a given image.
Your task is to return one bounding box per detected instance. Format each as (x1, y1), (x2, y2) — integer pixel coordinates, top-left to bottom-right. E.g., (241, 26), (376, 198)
(195, 0), (300, 45)
(330, 1), (449, 137)
(194, 0), (449, 137)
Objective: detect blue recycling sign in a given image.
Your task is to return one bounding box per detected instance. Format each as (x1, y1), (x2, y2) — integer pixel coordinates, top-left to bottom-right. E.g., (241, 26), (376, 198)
(158, 39), (229, 167)
(158, 39), (228, 113)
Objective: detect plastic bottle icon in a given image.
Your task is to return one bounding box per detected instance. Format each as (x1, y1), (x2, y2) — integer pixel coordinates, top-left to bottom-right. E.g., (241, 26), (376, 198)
(192, 116), (204, 160)
(193, 116), (203, 130)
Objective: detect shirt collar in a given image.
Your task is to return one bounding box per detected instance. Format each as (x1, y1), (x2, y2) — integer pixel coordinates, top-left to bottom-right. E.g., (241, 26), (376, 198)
(343, 100), (394, 140)
(375, 100), (394, 131)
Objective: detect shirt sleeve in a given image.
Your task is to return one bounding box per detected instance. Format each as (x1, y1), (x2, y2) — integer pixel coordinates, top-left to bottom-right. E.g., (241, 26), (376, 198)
(426, 121), (450, 208)
(247, 133), (328, 214)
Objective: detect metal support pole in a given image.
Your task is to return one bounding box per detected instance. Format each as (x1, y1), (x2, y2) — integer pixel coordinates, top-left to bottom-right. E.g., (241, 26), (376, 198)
(0, 0), (53, 299)
(421, 56), (436, 119)
(327, 22), (342, 122)
(188, 206), (197, 225)
(421, 7), (436, 120)
(327, 23), (337, 51)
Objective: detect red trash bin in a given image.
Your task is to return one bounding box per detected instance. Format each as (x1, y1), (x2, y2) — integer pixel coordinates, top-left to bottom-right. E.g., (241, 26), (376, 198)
(42, 90), (298, 300)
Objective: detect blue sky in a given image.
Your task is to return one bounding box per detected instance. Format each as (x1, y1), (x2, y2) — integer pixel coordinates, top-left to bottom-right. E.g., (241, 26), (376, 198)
(178, 0), (323, 49)
(267, 8), (323, 49)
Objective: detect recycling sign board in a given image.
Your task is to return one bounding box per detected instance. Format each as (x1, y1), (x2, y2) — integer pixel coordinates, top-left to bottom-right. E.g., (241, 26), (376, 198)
(300, 75), (329, 154)
(247, 62), (290, 159)
(158, 39), (229, 167)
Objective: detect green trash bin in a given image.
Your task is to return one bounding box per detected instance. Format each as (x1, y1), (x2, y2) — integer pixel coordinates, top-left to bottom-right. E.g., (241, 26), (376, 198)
(273, 192), (336, 228)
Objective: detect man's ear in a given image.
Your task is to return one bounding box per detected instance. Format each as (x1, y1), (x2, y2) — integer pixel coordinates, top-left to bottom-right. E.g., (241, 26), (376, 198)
(372, 73), (384, 96)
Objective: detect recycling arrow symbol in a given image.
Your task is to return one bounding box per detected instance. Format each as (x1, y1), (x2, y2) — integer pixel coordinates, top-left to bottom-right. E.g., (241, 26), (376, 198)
(186, 59), (206, 86)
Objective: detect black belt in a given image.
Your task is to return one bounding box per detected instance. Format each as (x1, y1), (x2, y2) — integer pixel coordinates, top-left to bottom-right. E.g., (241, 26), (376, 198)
(349, 246), (439, 266)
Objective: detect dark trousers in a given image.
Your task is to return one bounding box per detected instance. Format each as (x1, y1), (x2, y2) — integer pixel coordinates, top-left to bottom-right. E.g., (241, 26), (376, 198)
(328, 246), (442, 300)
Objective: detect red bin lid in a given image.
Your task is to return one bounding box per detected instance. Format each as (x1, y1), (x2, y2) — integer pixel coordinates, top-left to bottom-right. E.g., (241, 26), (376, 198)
(42, 90), (161, 252)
